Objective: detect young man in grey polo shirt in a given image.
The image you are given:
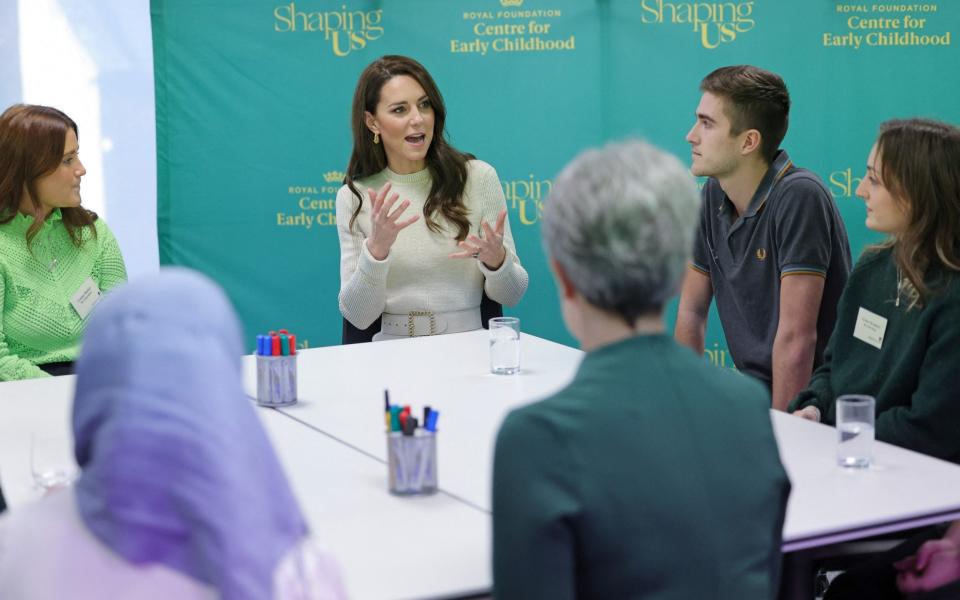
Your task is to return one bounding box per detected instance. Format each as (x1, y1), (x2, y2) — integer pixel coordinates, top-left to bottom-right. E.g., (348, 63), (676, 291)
(675, 65), (852, 410)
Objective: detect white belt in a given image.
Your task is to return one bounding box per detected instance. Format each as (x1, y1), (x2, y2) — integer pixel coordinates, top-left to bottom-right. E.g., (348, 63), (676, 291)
(380, 307), (481, 337)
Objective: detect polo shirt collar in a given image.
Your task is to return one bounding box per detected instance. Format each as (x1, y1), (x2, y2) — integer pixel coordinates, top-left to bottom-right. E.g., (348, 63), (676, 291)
(741, 150), (793, 218)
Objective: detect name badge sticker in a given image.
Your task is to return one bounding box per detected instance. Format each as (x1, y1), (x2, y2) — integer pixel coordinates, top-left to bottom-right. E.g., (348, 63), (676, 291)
(853, 307), (887, 350)
(70, 277), (102, 320)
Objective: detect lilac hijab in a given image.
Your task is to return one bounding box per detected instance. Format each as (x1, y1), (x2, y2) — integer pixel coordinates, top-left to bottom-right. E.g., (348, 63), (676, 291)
(72, 268), (308, 599)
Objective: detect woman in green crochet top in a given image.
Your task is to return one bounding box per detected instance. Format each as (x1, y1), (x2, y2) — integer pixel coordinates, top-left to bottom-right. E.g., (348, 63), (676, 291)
(0, 104), (127, 380)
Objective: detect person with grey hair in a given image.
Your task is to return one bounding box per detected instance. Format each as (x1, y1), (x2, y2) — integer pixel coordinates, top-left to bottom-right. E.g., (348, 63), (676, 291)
(492, 140), (791, 599)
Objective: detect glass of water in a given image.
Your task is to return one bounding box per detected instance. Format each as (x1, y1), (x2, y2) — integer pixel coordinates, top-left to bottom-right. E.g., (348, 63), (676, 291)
(836, 395), (875, 469)
(30, 434), (79, 491)
(489, 317), (520, 375)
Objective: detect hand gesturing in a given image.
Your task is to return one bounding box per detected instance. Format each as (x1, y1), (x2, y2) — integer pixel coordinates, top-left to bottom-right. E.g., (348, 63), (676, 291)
(365, 182), (420, 260)
(449, 210), (508, 270)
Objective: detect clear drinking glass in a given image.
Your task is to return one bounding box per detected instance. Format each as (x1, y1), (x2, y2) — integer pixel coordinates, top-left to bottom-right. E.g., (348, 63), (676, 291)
(30, 434), (79, 491)
(489, 317), (520, 375)
(836, 395), (875, 469)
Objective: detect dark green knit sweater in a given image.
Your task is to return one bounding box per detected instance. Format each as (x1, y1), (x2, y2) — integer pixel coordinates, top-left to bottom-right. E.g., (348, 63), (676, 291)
(790, 247), (960, 463)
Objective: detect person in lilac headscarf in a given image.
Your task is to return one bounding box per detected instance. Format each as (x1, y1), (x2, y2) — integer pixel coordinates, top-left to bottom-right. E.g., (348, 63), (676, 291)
(0, 268), (345, 599)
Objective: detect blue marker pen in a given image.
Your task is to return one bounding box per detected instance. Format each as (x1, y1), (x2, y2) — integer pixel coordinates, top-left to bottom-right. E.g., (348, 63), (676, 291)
(425, 409), (439, 432)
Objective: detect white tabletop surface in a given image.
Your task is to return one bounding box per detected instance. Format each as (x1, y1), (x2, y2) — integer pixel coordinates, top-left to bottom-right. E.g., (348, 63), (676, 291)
(259, 407), (491, 600)
(0, 374), (78, 506)
(5, 331), (960, 599)
(242, 329), (584, 513)
(773, 410), (960, 551)
(0, 375), (491, 600)
(244, 331), (960, 550)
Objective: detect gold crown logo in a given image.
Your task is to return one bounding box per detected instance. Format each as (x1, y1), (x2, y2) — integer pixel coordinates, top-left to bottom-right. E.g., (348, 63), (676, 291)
(500, 0), (523, 6)
(323, 171), (346, 183)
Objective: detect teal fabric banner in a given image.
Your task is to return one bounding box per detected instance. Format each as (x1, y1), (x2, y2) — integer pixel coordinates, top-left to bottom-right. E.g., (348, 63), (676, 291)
(153, 0), (958, 357)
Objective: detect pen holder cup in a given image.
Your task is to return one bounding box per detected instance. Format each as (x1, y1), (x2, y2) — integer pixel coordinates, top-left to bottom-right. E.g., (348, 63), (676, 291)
(387, 431), (437, 496)
(256, 354), (298, 407)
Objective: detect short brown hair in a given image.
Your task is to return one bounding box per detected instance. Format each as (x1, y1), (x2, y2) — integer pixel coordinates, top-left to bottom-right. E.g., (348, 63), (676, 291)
(0, 104), (97, 246)
(700, 66), (790, 164)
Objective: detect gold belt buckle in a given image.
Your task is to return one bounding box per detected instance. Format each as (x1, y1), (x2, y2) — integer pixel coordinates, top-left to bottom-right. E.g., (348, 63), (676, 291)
(407, 311), (436, 337)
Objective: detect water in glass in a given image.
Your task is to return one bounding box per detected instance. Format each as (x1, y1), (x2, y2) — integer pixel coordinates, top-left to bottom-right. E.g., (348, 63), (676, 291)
(490, 326), (520, 375)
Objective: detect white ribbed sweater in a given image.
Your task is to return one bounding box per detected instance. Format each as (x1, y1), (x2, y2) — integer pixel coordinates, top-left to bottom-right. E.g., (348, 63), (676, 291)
(336, 160), (528, 329)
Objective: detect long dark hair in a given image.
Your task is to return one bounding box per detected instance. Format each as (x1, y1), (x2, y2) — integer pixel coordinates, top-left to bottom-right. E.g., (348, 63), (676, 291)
(872, 118), (960, 307)
(0, 104), (98, 247)
(345, 55), (473, 241)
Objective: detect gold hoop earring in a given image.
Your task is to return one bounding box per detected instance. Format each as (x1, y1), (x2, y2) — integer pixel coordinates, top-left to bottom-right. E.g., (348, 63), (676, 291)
(373, 132), (380, 144)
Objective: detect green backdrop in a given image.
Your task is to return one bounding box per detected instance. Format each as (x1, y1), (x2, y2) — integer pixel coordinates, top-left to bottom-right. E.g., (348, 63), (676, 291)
(152, 0), (958, 358)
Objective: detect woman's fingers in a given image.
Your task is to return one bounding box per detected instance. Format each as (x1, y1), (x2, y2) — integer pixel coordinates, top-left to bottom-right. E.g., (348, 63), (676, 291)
(495, 210), (507, 235)
(386, 198), (411, 222)
(368, 182), (393, 215)
(395, 214), (420, 230)
(367, 187), (381, 214)
(481, 220), (498, 242)
(449, 240), (479, 259)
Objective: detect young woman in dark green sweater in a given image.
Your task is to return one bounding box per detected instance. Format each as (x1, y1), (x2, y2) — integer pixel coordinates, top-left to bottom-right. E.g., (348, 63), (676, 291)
(790, 118), (960, 464)
(798, 118), (960, 600)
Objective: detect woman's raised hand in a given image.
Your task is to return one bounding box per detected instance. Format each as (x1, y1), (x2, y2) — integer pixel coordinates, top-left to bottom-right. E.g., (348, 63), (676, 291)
(365, 182), (420, 261)
(449, 210), (508, 270)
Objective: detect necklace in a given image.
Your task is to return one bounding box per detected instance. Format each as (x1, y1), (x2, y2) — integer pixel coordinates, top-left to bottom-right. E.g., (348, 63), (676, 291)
(896, 268), (902, 307)
(34, 236), (58, 272)
(896, 268), (921, 309)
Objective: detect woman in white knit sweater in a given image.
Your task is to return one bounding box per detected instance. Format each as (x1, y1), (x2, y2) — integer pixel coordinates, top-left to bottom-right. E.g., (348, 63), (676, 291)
(336, 55), (528, 341)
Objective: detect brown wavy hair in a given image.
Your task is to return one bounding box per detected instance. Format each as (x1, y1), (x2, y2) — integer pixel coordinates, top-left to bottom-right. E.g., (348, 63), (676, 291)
(872, 118), (960, 307)
(344, 55), (473, 241)
(0, 104), (98, 247)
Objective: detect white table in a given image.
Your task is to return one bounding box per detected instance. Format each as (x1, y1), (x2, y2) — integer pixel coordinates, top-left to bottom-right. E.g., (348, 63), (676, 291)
(259, 408), (492, 600)
(6, 331), (960, 600)
(0, 375), (491, 600)
(772, 411), (960, 598)
(775, 411), (960, 552)
(243, 332), (960, 545)
(243, 331), (960, 599)
(0, 375), (77, 506)
(241, 329), (583, 513)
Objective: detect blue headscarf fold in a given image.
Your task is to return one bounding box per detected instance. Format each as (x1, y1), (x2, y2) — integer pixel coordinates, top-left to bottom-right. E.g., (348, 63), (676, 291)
(72, 268), (308, 599)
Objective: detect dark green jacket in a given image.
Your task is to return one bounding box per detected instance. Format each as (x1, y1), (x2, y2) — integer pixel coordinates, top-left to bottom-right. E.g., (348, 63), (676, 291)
(493, 334), (790, 600)
(790, 247), (960, 463)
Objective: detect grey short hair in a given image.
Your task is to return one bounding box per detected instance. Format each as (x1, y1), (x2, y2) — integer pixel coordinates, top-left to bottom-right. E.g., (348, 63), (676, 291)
(542, 140), (700, 323)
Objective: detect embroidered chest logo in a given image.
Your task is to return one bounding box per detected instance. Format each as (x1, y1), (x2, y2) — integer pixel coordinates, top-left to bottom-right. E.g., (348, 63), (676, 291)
(755, 247), (767, 261)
